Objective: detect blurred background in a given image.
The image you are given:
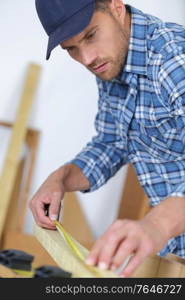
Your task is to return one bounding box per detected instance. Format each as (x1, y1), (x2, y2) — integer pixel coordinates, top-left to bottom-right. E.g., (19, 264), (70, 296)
(0, 0), (185, 240)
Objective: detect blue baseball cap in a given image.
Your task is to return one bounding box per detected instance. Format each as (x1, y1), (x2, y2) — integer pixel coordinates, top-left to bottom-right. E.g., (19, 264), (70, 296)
(35, 0), (96, 60)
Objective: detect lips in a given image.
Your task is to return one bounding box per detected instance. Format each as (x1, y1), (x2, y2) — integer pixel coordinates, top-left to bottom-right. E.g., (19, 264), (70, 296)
(92, 62), (108, 73)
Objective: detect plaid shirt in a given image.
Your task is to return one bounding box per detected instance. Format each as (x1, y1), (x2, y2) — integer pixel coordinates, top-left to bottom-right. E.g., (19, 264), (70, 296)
(70, 5), (185, 258)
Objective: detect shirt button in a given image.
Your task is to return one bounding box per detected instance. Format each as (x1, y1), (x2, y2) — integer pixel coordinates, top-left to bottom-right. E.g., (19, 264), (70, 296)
(178, 109), (184, 114)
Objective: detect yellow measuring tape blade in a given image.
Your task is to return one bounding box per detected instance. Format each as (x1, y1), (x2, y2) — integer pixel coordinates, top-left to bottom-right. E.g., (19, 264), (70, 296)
(54, 220), (84, 261)
(12, 269), (34, 277)
(54, 220), (103, 277)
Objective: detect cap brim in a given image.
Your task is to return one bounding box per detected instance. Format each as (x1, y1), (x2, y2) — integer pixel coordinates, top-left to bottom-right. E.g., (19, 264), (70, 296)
(46, 1), (95, 60)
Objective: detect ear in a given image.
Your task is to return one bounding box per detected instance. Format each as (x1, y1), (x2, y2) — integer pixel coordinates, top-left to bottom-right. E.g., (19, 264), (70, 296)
(110, 0), (126, 21)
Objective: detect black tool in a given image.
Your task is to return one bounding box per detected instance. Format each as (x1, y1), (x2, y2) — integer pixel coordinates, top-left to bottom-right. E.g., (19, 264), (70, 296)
(0, 249), (34, 271)
(34, 265), (72, 278)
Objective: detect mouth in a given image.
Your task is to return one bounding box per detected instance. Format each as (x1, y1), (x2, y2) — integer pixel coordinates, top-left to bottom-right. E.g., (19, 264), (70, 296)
(92, 62), (109, 73)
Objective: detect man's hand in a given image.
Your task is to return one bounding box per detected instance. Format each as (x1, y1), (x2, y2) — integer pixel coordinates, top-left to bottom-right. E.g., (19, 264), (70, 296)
(86, 196), (185, 277)
(29, 170), (65, 229)
(85, 217), (169, 277)
(29, 163), (90, 229)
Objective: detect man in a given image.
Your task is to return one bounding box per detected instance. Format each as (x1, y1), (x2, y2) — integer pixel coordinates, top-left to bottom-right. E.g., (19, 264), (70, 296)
(30, 0), (185, 277)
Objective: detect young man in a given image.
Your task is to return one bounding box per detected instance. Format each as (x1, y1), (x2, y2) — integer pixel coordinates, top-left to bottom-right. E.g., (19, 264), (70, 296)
(30, 0), (185, 277)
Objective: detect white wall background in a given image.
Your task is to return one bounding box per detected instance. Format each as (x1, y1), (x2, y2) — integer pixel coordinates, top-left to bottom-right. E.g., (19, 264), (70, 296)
(0, 0), (184, 238)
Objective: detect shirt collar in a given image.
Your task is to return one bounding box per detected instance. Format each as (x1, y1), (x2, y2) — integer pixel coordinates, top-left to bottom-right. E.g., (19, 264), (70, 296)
(114, 5), (148, 84)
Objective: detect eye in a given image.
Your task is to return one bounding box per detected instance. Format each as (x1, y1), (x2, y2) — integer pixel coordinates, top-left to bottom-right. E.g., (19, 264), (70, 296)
(66, 46), (75, 52)
(87, 31), (96, 40)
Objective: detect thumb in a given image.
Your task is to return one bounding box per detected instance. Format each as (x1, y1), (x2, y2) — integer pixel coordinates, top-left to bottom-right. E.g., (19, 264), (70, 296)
(49, 191), (63, 221)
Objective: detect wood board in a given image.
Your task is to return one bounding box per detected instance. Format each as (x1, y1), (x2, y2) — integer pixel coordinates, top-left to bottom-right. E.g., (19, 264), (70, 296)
(0, 64), (41, 241)
(118, 164), (149, 220)
(34, 224), (185, 278)
(62, 192), (94, 250)
(34, 223), (117, 278)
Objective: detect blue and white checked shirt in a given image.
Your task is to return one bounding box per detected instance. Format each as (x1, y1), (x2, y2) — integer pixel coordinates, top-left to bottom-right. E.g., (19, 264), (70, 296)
(71, 5), (185, 258)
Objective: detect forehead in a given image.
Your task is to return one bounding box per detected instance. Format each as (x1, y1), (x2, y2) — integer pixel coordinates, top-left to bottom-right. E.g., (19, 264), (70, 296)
(60, 11), (106, 47)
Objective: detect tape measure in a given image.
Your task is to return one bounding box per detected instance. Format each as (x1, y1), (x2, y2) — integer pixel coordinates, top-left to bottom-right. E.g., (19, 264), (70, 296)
(0, 222), (113, 278)
(54, 220), (106, 277)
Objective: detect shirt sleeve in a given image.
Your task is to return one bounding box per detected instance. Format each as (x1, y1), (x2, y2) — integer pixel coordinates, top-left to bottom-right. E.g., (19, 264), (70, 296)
(69, 78), (128, 193)
(158, 45), (185, 114)
(158, 44), (185, 198)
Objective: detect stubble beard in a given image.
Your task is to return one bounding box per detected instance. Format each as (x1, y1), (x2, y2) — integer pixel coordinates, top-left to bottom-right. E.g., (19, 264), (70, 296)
(88, 19), (129, 81)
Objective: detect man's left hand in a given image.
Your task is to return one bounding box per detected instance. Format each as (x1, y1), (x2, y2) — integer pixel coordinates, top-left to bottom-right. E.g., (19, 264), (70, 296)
(85, 217), (169, 277)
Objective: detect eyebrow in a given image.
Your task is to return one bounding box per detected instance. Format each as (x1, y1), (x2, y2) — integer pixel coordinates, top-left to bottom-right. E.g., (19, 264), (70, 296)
(62, 25), (98, 50)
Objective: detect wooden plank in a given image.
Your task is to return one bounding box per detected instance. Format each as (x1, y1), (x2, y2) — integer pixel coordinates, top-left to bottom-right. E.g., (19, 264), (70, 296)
(17, 129), (40, 231)
(118, 164), (149, 220)
(34, 223), (185, 278)
(179, 266), (185, 278)
(0, 121), (16, 128)
(0, 122), (92, 247)
(61, 192), (94, 250)
(166, 253), (185, 265)
(4, 158), (25, 232)
(0, 122), (40, 232)
(34, 224), (117, 278)
(160, 253), (185, 277)
(133, 254), (185, 278)
(157, 257), (183, 278)
(0, 265), (18, 278)
(132, 256), (161, 278)
(0, 64), (41, 241)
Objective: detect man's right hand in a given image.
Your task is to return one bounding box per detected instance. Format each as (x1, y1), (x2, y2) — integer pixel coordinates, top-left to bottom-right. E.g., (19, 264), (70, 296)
(29, 163), (90, 229)
(29, 170), (65, 229)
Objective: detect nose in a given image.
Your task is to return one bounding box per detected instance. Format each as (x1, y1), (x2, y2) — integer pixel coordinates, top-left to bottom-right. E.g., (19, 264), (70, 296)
(80, 47), (97, 67)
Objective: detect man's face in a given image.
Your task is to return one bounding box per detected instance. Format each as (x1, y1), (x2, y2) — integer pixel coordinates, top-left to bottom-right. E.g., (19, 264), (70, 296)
(61, 9), (130, 81)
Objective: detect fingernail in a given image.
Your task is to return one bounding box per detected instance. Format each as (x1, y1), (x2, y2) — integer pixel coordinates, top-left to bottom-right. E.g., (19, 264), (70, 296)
(119, 274), (126, 278)
(110, 264), (117, 271)
(50, 215), (57, 221)
(85, 258), (94, 266)
(98, 262), (108, 270)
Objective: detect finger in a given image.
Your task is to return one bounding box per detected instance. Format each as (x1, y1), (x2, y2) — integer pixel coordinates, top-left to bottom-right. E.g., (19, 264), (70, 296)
(110, 239), (136, 271)
(121, 239), (157, 277)
(32, 211), (42, 226)
(85, 237), (106, 267)
(85, 234), (116, 266)
(29, 199), (38, 219)
(31, 206), (55, 229)
(86, 221), (125, 268)
(49, 192), (62, 221)
(35, 201), (56, 229)
(95, 231), (127, 270)
(119, 248), (146, 277)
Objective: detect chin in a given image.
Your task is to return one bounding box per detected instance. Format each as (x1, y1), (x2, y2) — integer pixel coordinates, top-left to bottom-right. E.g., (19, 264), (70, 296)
(97, 71), (119, 81)
(97, 75), (114, 81)
(96, 64), (122, 81)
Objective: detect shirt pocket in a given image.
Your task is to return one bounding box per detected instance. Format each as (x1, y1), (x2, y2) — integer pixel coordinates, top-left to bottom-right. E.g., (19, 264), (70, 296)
(136, 115), (185, 161)
(157, 115), (185, 159)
